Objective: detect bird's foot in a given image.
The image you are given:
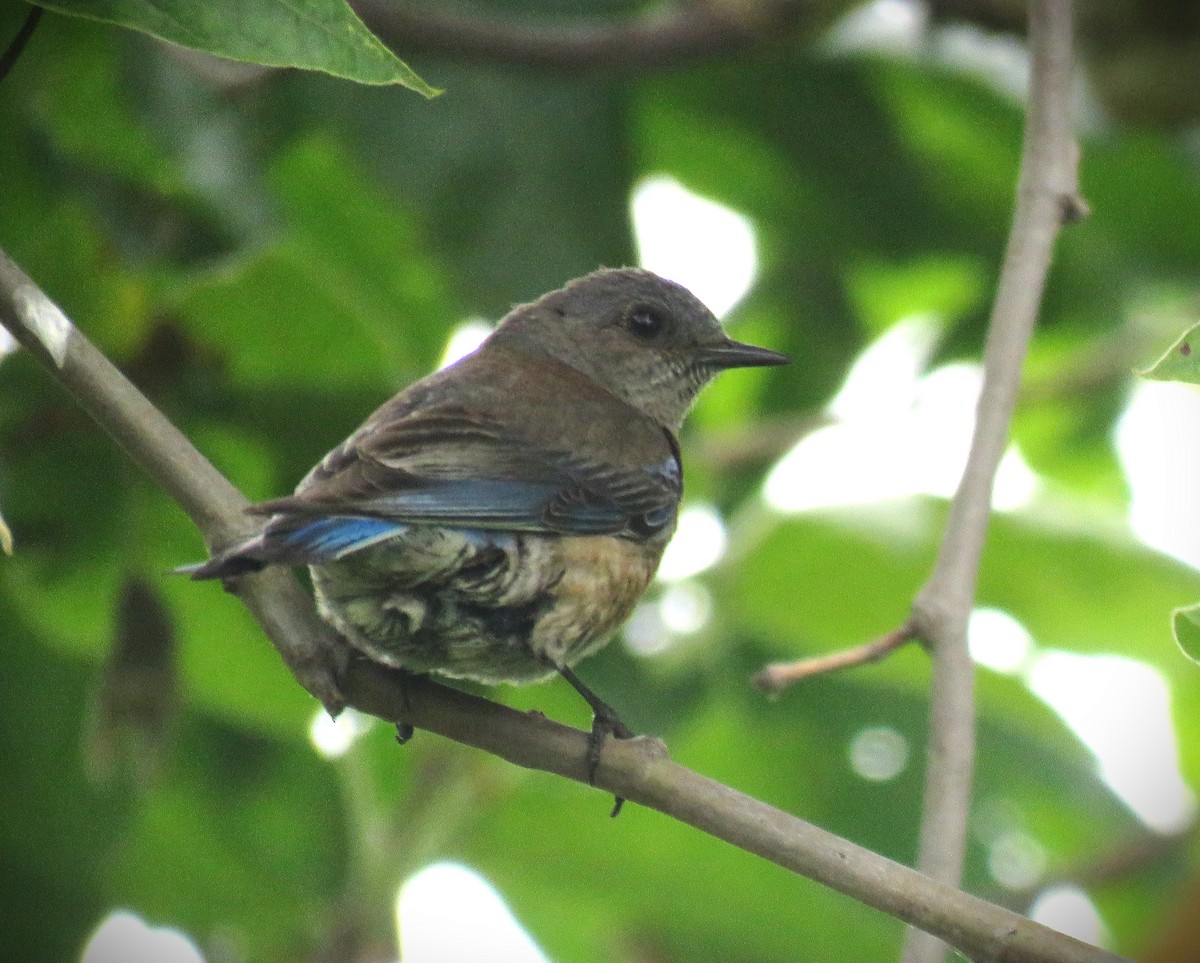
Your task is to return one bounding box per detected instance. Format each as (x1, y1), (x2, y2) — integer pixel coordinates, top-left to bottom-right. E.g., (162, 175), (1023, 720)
(556, 664), (634, 817)
(588, 710), (633, 818)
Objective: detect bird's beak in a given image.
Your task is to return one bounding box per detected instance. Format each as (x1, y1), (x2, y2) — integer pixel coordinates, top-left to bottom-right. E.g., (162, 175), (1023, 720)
(699, 338), (791, 369)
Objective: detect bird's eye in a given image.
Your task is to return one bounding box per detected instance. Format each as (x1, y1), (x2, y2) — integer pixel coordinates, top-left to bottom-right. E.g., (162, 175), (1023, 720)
(628, 307), (665, 339)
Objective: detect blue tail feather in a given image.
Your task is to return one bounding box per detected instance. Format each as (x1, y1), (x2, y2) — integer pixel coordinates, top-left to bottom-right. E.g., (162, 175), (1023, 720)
(280, 516), (404, 560)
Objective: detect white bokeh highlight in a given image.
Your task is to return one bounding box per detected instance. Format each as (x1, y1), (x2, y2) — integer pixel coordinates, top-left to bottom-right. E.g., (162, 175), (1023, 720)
(764, 318), (1039, 513)
(397, 863), (549, 963)
(828, 0), (1033, 105)
(624, 582), (714, 658)
(631, 175), (758, 319)
(439, 319), (494, 370)
(968, 607), (1035, 675)
(309, 707), (374, 760)
(828, 314), (938, 422)
(849, 726), (910, 782)
(1027, 651), (1196, 834)
(827, 0), (924, 55)
(987, 831), (1047, 891)
(1115, 380), (1200, 571)
(1029, 886), (1108, 948)
(657, 504), (728, 582)
(81, 911), (205, 963)
(659, 580), (714, 635)
(624, 601), (672, 657)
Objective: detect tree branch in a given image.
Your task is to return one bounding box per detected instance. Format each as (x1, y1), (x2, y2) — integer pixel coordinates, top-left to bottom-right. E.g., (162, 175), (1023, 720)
(902, 1), (1085, 961)
(753, 624), (918, 692)
(0, 250), (347, 714)
(349, 0), (825, 72)
(0, 248), (1118, 962)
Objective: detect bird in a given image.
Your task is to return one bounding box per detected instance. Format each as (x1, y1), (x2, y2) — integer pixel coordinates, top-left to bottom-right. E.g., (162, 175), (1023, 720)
(188, 267), (788, 781)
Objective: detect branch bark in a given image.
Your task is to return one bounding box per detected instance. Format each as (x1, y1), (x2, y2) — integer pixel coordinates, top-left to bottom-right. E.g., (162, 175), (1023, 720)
(0, 243), (1117, 963)
(350, 0), (827, 72)
(902, 1), (1085, 961)
(0, 252), (347, 714)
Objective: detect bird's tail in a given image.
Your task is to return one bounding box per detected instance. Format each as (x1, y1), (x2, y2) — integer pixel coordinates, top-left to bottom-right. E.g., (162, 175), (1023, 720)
(178, 533), (272, 580)
(180, 515), (406, 580)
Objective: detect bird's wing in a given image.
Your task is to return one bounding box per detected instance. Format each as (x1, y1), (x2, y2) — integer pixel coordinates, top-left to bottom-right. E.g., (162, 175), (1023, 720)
(249, 404), (680, 561)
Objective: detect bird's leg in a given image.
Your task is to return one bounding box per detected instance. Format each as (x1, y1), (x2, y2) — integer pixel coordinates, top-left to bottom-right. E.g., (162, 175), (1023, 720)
(556, 664), (634, 744)
(555, 664), (633, 816)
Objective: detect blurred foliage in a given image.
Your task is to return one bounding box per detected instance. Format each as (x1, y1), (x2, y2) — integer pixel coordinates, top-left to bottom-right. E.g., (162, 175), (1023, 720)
(3, 2), (1200, 962)
(1139, 320), (1200, 664)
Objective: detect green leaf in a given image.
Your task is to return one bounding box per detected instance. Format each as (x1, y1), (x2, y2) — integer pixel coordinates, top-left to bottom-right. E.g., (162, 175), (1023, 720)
(1171, 602), (1200, 664)
(1138, 320), (1200, 384)
(847, 255), (988, 337)
(35, 0), (440, 93)
(0, 608), (131, 961)
(171, 134), (454, 392)
(110, 718), (346, 963)
(286, 64), (637, 310)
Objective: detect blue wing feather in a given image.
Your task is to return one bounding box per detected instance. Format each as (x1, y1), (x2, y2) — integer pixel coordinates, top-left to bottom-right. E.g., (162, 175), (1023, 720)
(266, 474), (652, 545)
(190, 396), (681, 579)
(249, 408), (682, 547)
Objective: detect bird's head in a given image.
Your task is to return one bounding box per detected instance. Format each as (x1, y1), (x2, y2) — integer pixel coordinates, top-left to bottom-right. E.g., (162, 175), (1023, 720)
(496, 268), (789, 430)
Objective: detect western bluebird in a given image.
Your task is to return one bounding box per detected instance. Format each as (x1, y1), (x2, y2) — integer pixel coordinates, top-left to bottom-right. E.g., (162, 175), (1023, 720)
(189, 268), (787, 777)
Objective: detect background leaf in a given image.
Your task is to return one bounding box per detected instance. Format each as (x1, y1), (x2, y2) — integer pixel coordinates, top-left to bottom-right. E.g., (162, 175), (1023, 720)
(1172, 604), (1200, 665)
(34, 0), (439, 92)
(1139, 320), (1200, 384)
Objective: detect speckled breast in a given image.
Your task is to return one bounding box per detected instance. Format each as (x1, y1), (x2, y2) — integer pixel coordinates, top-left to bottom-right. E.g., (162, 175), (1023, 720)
(307, 525), (669, 686)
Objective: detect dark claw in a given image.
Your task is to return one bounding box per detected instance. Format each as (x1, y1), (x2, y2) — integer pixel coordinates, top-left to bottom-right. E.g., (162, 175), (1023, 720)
(392, 665), (418, 745)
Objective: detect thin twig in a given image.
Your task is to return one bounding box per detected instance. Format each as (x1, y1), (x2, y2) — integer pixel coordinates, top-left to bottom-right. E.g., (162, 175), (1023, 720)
(753, 624), (918, 692)
(902, 1), (1084, 961)
(0, 247), (1120, 963)
(350, 0), (818, 72)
